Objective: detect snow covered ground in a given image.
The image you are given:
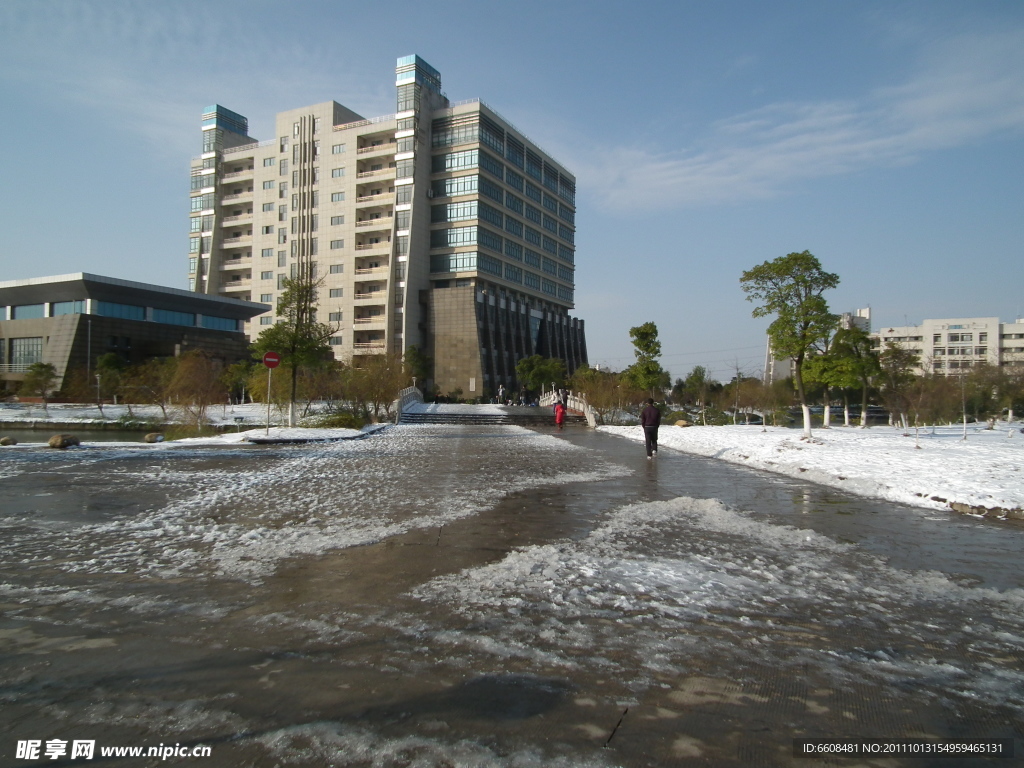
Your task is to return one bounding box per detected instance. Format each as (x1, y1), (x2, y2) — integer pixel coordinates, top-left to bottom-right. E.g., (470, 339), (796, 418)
(600, 422), (1024, 517)
(0, 401), (295, 427)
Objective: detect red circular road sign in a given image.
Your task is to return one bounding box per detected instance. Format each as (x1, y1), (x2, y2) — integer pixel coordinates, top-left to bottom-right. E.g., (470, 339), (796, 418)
(263, 351), (281, 369)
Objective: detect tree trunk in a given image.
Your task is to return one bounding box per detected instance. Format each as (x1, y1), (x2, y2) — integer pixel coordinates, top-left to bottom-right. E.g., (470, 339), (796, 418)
(822, 384), (831, 428)
(843, 393), (850, 427)
(794, 361), (812, 438)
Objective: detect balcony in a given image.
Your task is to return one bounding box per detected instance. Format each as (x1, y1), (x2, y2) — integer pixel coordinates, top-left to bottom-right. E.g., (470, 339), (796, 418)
(356, 217), (391, 229)
(354, 266), (389, 276)
(222, 168), (254, 181)
(219, 257), (251, 269)
(357, 142), (396, 156)
(222, 213), (253, 224)
(355, 193), (389, 207)
(221, 235), (252, 246)
(0, 363), (31, 374)
(353, 290), (387, 302)
(353, 316), (386, 328)
(220, 192), (252, 203)
(354, 241), (390, 252)
(356, 167), (395, 179)
(353, 342), (387, 353)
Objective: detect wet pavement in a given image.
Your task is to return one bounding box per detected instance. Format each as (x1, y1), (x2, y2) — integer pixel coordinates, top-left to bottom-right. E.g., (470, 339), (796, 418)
(0, 424), (1022, 767)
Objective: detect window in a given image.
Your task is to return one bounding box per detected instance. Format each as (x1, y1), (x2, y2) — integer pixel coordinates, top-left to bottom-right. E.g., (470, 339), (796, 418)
(332, 167), (345, 178)
(504, 217), (523, 238)
(505, 241), (523, 261)
(332, 143), (346, 154)
(432, 175), (478, 198)
(331, 192), (345, 202)
(312, 167), (319, 184)
(330, 264), (344, 274)
(430, 252), (479, 273)
(95, 302), (145, 321)
(189, 237), (200, 253)
(279, 204), (287, 221)
(524, 271), (541, 289)
(558, 225), (574, 244)
(525, 151), (542, 181)
(525, 227), (541, 246)
(279, 159), (288, 176)
(278, 274), (288, 289)
(260, 316), (273, 325)
(557, 284), (574, 302)
(505, 137), (525, 169)
(12, 304), (45, 319)
(432, 149), (478, 173)
(260, 294), (273, 302)
(395, 159), (415, 178)
(396, 210), (411, 230)
(478, 227), (502, 252)
(263, 202), (275, 212)
(262, 225), (274, 235)
(310, 238), (318, 255)
(979, 332), (988, 342)
(524, 182), (542, 203)
(278, 252), (286, 267)
(558, 203), (574, 224)
(153, 309), (195, 327)
(558, 245), (574, 264)
(524, 205), (541, 224)
(311, 214), (318, 232)
(278, 229), (287, 244)
(190, 217), (202, 233)
(543, 214), (558, 233)
(261, 271), (274, 280)
(480, 177), (503, 204)
(557, 264), (574, 282)
(188, 257), (198, 274)
(542, 257), (558, 275)
(263, 157), (276, 167)
(190, 193), (214, 212)
(329, 288), (343, 298)
(504, 263), (523, 283)
(478, 253), (503, 277)
(478, 202), (503, 227)
(262, 248), (273, 258)
(10, 337), (43, 365)
(331, 215), (344, 226)
(330, 239), (344, 249)
(505, 192), (523, 215)
(430, 225), (477, 248)
(479, 151), (504, 179)
(542, 278), (557, 296)
(525, 249), (542, 268)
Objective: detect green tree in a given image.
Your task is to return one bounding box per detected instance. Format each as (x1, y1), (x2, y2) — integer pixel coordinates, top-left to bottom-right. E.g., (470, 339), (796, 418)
(622, 321), (669, 398)
(877, 341), (919, 430)
(515, 355), (567, 394)
(221, 360), (255, 405)
(21, 362), (58, 411)
(820, 326), (881, 427)
(740, 251), (840, 437)
(251, 264), (337, 425)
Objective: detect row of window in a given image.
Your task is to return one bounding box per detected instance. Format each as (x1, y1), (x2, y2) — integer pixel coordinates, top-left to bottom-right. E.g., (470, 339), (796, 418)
(428, 251), (573, 301)
(430, 205), (574, 259)
(6, 301), (237, 330)
(430, 115), (576, 205)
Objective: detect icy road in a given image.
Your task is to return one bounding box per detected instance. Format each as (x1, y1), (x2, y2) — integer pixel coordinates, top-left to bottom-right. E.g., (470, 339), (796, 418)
(1, 425), (1022, 767)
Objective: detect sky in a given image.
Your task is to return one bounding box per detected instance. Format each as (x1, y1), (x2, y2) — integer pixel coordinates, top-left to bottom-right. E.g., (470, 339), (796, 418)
(1, 0), (1022, 381)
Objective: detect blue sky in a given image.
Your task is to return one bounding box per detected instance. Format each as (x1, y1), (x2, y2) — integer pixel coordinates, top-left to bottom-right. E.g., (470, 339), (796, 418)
(1, 0), (1021, 381)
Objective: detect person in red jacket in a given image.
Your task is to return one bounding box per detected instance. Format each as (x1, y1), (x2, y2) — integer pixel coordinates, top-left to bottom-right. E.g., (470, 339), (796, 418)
(554, 401), (566, 430)
(640, 398), (661, 458)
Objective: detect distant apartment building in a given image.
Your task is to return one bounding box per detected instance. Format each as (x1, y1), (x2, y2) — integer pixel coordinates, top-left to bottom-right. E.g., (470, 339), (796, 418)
(872, 317), (1024, 375)
(189, 55), (586, 396)
(0, 273), (267, 393)
(763, 308), (871, 385)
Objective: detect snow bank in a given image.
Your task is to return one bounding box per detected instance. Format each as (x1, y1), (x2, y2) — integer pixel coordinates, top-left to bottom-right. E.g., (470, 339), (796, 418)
(600, 423), (1024, 516)
(404, 403), (507, 415)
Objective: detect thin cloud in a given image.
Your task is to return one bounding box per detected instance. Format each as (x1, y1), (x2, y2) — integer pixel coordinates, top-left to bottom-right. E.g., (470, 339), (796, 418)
(573, 28), (1024, 210)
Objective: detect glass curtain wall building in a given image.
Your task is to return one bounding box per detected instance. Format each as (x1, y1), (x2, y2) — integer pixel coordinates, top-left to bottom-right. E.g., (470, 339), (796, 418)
(189, 55), (586, 397)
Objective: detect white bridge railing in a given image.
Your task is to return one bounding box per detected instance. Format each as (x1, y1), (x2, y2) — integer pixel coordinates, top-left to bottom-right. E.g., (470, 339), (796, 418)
(393, 385), (424, 424)
(539, 389), (597, 428)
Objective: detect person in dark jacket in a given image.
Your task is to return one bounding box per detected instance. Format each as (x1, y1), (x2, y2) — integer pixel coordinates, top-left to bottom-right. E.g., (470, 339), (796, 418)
(640, 398), (661, 458)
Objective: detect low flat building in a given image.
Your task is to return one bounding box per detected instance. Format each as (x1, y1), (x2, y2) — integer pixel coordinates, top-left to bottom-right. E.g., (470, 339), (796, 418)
(872, 317), (1024, 374)
(0, 273), (268, 393)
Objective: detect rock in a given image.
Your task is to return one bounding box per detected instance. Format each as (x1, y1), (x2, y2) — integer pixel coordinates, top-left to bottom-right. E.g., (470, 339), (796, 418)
(48, 434), (80, 449)
(674, 419), (692, 427)
(0, 436), (17, 446)
(144, 433), (165, 443)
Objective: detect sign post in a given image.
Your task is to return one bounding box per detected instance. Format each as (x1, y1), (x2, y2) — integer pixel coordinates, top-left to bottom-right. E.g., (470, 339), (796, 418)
(262, 352), (281, 436)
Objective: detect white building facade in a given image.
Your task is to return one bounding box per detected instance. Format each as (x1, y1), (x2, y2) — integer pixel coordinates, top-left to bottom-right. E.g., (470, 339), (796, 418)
(872, 317), (1024, 375)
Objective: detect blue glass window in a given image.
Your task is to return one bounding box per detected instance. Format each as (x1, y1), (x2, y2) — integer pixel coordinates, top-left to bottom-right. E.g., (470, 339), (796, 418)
(478, 253), (503, 276)
(504, 217), (523, 237)
(504, 263), (523, 283)
(477, 227), (503, 252)
(51, 301), (85, 316)
(153, 309), (195, 327)
(558, 224), (575, 244)
(432, 149), (478, 173)
(525, 249), (542, 268)
(96, 302), (145, 321)
(11, 304), (45, 319)
(479, 151), (504, 180)
(432, 174), (478, 197)
(479, 177), (503, 204)
(504, 241), (523, 261)
(431, 252), (478, 273)
(478, 203), (503, 228)
(505, 192), (523, 215)
(201, 315), (238, 331)
(558, 245), (575, 264)
(524, 271), (541, 289)
(524, 227), (541, 246)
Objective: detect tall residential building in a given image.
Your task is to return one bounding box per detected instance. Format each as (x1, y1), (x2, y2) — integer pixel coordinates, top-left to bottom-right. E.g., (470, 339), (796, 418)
(189, 55), (586, 397)
(871, 317), (1024, 375)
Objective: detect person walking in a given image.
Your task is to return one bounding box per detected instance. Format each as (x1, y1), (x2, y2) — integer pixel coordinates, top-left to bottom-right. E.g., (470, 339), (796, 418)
(640, 398), (661, 458)
(554, 400), (566, 430)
